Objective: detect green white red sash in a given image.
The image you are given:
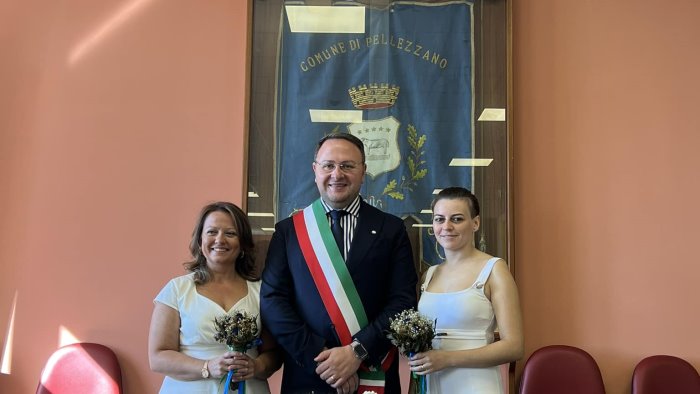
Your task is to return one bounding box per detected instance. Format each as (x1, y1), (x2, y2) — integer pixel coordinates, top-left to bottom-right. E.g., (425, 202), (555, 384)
(293, 199), (395, 394)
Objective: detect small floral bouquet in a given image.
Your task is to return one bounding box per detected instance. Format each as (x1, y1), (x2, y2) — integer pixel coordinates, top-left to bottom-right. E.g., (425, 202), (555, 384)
(387, 309), (436, 356)
(386, 309), (436, 394)
(213, 310), (262, 394)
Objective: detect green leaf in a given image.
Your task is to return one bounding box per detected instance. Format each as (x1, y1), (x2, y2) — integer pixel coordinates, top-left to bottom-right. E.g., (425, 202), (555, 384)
(417, 135), (427, 148)
(382, 179), (397, 194)
(408, 124), (417, 136)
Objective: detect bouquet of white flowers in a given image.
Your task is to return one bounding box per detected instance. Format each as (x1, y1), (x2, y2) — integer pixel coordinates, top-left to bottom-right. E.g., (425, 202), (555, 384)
(387, 309), (436, 356)
(386, 309), (436, 394)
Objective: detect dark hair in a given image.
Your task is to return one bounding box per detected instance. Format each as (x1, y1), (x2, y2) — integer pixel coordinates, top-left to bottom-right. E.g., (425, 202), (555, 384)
(431, 187), (480, 219)
(314, 132), (366, 163)
(184, 201), (257, 284)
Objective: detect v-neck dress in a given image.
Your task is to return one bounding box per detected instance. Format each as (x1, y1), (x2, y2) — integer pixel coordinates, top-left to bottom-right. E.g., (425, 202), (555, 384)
(154, 273), (270, 394)
(417, 257), (504, 394)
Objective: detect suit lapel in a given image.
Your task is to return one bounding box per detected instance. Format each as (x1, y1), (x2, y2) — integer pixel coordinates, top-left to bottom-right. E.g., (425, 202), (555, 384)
(346, 201), (384, 270)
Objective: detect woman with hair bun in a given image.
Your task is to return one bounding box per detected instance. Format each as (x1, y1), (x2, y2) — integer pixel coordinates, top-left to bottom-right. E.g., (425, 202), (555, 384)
(410, 188), (523, 393)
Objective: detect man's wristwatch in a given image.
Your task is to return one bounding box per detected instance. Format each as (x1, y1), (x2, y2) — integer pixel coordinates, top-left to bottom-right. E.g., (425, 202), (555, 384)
(201, 360), (210, 378)
(350, 339), (369, 361)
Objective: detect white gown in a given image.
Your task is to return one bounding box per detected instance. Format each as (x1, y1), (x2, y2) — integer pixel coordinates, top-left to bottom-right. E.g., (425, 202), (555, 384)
(418, 257), (504, 394)
(154, 274), (271, 394)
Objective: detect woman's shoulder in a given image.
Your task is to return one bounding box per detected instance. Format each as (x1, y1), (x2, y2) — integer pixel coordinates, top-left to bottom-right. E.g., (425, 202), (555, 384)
(476, 253), (507, 271)
(486, 255), (509, 271)
(484, 256), (516, 287)
(246, 279), (262, 292)
(164, 273), (197, 289)
(171, 272), (196, 282)
(154, 273), (196, 305)
(470, 252), (505, 271)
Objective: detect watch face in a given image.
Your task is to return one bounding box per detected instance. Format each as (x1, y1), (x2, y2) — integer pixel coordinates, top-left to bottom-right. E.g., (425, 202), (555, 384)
(353, 342), (368, 359)
(202, 366), (209, 378)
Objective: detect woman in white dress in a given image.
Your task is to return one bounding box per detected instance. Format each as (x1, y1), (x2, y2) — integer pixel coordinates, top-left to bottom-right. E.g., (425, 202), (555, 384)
(410, 188), (523, 393)
(149, 202), (282, 393)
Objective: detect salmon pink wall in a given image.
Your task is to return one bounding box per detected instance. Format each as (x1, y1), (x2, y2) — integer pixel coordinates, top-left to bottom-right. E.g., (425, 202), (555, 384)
(0, 1), (250, 392)
(3, 1), (700, 394)
(513, 1), (700, 393)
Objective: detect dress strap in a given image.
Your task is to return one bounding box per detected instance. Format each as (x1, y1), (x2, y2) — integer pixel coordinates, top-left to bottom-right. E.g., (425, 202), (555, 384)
(474, 257), (501, 289)
(420, 265), (438, 293)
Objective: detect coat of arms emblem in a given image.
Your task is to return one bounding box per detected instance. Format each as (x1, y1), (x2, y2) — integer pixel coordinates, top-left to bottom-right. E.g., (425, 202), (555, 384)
(348, 117), (401, 179)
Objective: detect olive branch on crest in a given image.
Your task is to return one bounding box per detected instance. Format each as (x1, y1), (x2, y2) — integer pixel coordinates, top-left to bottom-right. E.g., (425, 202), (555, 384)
(382, 124), (427, 200)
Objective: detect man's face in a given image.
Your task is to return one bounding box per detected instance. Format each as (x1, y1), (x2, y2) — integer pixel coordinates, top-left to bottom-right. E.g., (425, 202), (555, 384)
(313, 138), (366, 209)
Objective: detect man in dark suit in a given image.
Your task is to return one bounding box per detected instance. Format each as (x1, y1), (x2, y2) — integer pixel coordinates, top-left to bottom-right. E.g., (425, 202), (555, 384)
(261, 133), (417, 394)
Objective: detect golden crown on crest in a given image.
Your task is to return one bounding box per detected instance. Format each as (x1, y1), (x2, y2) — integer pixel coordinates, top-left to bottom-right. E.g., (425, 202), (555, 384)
(348, 83), (400, 110)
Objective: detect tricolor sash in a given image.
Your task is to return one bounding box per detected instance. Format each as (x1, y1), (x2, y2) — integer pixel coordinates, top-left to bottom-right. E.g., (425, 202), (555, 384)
(293, 199), (395, 394)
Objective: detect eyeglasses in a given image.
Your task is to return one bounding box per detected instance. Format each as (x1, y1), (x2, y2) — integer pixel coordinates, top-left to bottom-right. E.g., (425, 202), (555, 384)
(314, 161), (363, 173)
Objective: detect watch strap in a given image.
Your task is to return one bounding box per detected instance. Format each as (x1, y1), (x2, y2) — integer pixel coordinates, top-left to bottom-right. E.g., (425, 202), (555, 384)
(201, 359), (209, 378)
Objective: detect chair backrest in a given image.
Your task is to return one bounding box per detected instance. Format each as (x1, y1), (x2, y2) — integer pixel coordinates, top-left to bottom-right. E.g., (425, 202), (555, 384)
(632, 355), (700, 394)
(519, 344), (606, 394)
(36, 342), (123, 394)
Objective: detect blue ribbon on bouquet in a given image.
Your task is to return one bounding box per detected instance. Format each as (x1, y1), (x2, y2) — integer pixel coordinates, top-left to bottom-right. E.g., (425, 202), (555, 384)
(223, 369), (244, 394)
(223, 338), (262, 394)
(408, 352), (427, 394)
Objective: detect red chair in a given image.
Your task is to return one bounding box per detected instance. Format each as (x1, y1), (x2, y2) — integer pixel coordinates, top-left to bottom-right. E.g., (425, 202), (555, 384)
(36, 342), (123, 394)
(519, 345), (605, 394)
(632, 355), (700, 394)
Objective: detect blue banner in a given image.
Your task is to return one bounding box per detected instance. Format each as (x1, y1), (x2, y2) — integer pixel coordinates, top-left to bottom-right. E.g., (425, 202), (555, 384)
(275, 1), (474, 264)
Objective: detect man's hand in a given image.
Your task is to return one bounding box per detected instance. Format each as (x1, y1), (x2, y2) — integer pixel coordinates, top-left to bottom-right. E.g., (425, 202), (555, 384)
(314, 345), (362, 388)
(336, 373), (359, 394)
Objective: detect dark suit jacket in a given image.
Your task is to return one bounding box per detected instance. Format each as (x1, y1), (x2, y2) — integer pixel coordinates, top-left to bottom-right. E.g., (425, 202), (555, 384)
(261, 199), (417, 393)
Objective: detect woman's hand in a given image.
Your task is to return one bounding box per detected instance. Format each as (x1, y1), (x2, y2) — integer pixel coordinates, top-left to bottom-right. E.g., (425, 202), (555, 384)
(409, 350), (451, 375)
(206, 351), (237, 379)
(230, 352), (257, 382)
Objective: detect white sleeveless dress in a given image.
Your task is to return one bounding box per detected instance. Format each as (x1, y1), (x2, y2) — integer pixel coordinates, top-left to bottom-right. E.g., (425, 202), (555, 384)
(417, 257), (504, 394)
(154, 274), (271, 394)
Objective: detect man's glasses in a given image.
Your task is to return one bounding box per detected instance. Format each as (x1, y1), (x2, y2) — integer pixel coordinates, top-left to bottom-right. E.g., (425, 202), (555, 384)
(314, 161), (363, 173)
